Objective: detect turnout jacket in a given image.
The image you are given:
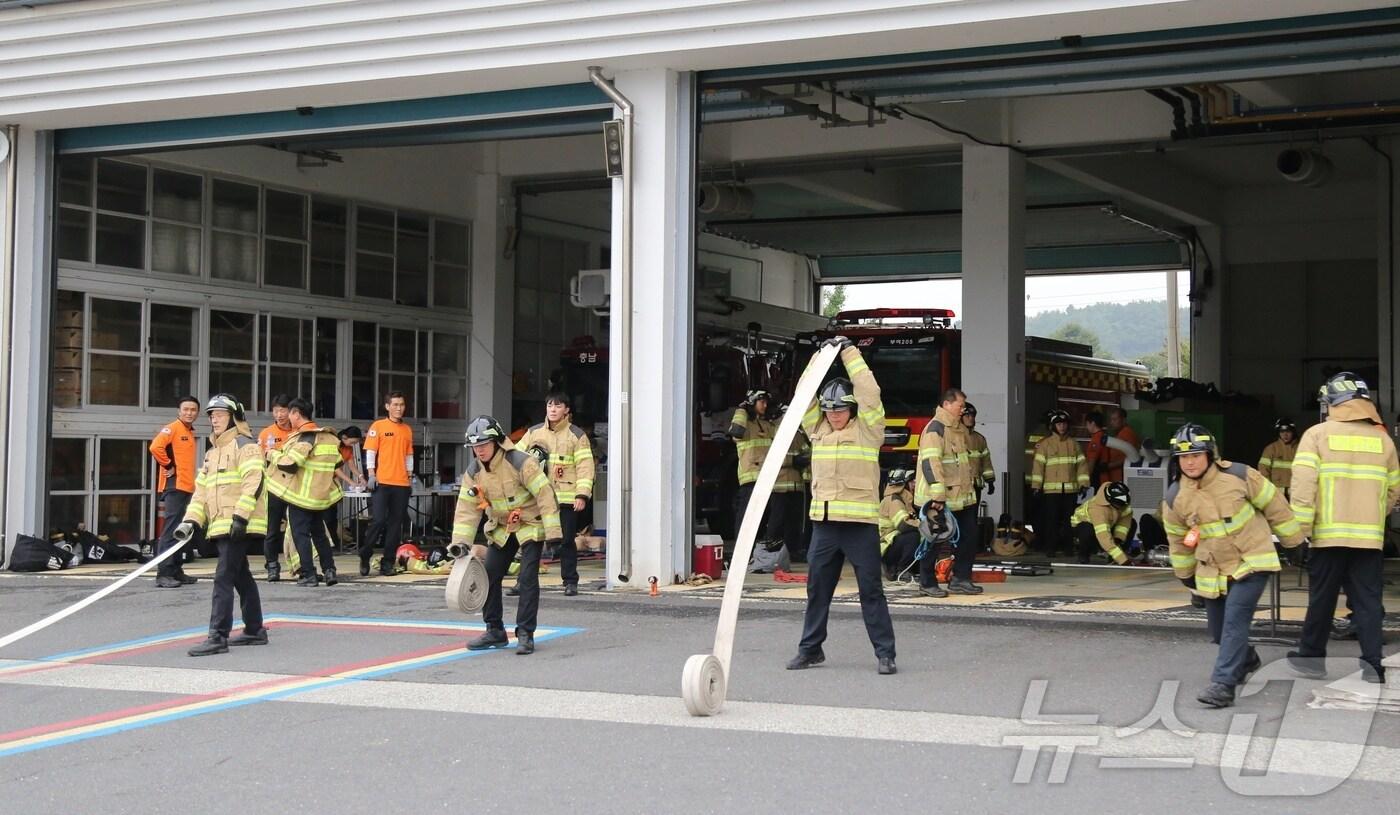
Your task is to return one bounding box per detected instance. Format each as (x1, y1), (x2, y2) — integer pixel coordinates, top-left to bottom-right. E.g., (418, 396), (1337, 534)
(915, 406), (977, 510)
(802, 345), (885, 523)
(1069, 484), (1134, 564)
(878, 483), (918, 554)
(967, 428), (996, 490)
(1162, 460), (1304, 599)
(728, 406), (775, 486)
(264, 423), (344, 511)
(518, 418), (596, 503)
(1289, 400), (1400, 550)
(1257, 439), (1298, 492)
(452, 443), (563, 547)
(1031, 434), (1089, 494)
(773, 434), (810, 494)
(183, 427), (268, 538)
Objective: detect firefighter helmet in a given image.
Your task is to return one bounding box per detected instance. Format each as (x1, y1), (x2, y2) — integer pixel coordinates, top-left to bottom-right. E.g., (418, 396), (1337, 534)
(1103, 480), (1131, 507)
(817, 378), (857, 411)
(1048, 409), (1071, 426)
(395, 543), (425, 566)
(426, 547), (451, 569)
(919, 500), (955, 544)
(1170, 423), (1217, 459)
(963, 402), (978, 417)
(886, 468), (914, 486)
(525, 444), (549, 465)
(204, 393), (246, 422)
(745, 389), (772, 407)
(1319, 372), (1370, 407)
(464, 416), (507, 446)
(1274, 418), (1297, 434)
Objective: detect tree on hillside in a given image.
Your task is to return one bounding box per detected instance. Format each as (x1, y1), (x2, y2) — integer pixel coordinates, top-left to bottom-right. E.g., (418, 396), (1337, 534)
(1050, 322), (1104, 355)
(1141, 341), (1192, 379)
(820, 285), (848, 317)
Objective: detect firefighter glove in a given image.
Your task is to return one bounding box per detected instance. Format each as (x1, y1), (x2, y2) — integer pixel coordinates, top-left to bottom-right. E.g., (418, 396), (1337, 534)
(821, 335), (853, 350)
(1180, 576), (1197, 589)
(229, 515), (249, 540)
(790, 454), (811, 470)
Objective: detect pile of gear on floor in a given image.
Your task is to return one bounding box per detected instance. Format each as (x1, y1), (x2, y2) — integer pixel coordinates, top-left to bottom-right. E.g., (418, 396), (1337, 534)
(5, 526), (145, 572)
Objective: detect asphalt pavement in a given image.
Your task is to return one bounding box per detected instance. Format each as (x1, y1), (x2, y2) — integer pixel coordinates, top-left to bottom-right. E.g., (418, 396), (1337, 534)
(1, 571), (1397, 814)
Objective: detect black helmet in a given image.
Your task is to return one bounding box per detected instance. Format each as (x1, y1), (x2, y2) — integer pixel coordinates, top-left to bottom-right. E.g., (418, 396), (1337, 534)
(1170, 423), (1217, 459)
(1103, 481), (1131, 507)
(205, 393), (246, 422)
(745, 389), (772, 406)
(1274, 418), (1297, 434)
(1319, 372), (1370, 407)
(886, 468), (914, 485)
(464, 416), (507, 446)
(1048, 409), (1070, 426)
(525, 444), (549, 465)
(817, 378), (857, 411)
(426, 547), (450, 569)
(963, 402), (977, 417)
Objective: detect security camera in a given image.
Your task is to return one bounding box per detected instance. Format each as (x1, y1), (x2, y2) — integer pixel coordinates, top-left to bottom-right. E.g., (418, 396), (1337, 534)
(1276, 149), (1332, 188)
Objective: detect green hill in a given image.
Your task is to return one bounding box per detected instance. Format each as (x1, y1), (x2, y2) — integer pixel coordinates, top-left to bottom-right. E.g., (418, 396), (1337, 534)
(1027, 300), (1188, 364)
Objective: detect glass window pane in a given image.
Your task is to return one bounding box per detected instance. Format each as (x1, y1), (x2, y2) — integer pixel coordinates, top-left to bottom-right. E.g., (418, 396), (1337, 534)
(379, 327), (415, 371)
(151, 222), (201, 276)
(352, 321), (376, 378)
(265, 189), (307, 240)
(313, 198), (347, 227)
(268, 366), (305, 407)
(515, 287), (538, 340)
(310, 217), (347, 297)
(89, 353), (141, 405)
(95, 214), (145, 269)
(516, 234), (539, 288)
(97, 494), (146, 545)
(513, 340), (540, 395)
(150, 304), (195, 355)
(315, 318), (338, 419)
(58, 158), (93, 208)
(211, 179), (259, 232)
(377, 373), (416, 418)
(351, 378), (375, 420)
(268, 317), (308, 363)
(96, 160), (148, 215)
(57, 207), (92, 263)
(50, 437), (89, 491)
(152, 169), (202, 223)
(355, 252), (394, 299)
(397, 216), (430, 308)
(264, 239), (307, 289)
(434, 263), (469, 309)
(50, 494), (88, 531)
(356, 206), (395, 254)
(210, 310), (255, 360)
(52, 291), (84, 408)
(90, 298), (142, 352)
(149, 358), (196, 407)
(541, 290), (562, 342)
(435, 220), (469, 265)
(209, 361), (254, 405)
(211, 230), (257, 283)
(99, 439), (145, 490)
(397, 266), (427, 308)
(431, 375), (464, 419)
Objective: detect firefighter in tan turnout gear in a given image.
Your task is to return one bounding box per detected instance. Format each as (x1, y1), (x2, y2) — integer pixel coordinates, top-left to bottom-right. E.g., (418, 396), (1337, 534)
(1030, 409), (1089, 556)
(173, 394), (269, 657)
(1069, 480), (1135, 565)
(915, 388), (981, 594)
(263, 398), (342, 587)
(1257, 418), (1299, 495)
(1161, 423), (1304, 708)
(962, 402), (996, 503)
(786, 337), (897, 676)
(452, 416), (562, 656)
(1286, 373), (1400, 685)
(515, 392), (595, 596)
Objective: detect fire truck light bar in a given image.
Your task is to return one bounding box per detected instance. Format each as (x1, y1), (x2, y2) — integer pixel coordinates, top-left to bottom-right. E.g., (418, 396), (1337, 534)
(833, 308), (956, 321)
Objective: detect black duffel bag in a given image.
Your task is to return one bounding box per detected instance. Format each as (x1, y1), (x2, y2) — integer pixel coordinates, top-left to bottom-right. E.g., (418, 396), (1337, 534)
(7, 533), (70, 572)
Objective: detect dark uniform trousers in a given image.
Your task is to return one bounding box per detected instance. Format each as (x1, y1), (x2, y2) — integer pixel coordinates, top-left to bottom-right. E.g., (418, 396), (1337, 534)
(881, 528), (936, 587)
(1037, 493), (1078, 554)
(288, 505), (336, 576)
(484, 535), (543, 636)
(1203, 572), (1268, 686)
(1297, 547), (1386, 671)
(767, 492), (807, 560)
(732, 483), (769, 540)
(157, 488), (194, 579)
(951, 505), (980, 580)
(799, 521), (896, 660)
(209, 534), (264, 639)
(556, 505), (580, 586)
(262, 493), (289, 569)
(362, 484), (411, 572)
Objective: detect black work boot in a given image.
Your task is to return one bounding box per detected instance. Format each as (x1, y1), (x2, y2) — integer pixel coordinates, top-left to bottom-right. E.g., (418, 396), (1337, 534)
(296, 572), (318, 587)
(156, 575), (184, 588)
(1286, 651), (1328, 679)
(1238, 647), (1262, 683)
(358, 559), (370, 577)
(323, 568), (338, 586)
(563, 583), (578, 597)
(467, 628), (510, 650)
(188, 636), (229, 657)
(1196, 682), (1235, 708)
(785, 650), (825, 670)
(228, 628), (269, 646)
(919, 583), (949, 598)
(1361, 661), (1387, 685)
(516, 631), (535, 655)
(877, 657), (897, 675)
(176, 572), (198, 585)
(266, 563), (280, 583)
(506, 583), (521, 597)
(947, 577), (983, 595)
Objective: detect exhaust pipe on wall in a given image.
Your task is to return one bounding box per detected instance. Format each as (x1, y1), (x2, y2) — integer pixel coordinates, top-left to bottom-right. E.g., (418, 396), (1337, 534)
(0, 125), (17, 568)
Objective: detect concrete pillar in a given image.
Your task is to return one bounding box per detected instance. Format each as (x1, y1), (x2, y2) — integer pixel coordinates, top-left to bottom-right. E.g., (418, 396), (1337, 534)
(468, 163), (514, 421)
(1190, 226), (1226, 388)
(1378, 137), (1399, 413)
(960, 144), (1026, 521)
(4, 128), (53, 537)
(604, 68), (696, 588)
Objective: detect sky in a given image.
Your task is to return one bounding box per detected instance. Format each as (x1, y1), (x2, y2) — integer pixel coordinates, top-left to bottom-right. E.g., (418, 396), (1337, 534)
(833, 270), (1191, 316)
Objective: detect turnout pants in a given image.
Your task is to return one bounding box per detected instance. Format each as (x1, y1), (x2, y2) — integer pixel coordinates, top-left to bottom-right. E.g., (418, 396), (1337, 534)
(208, 534), (264, 639)
(362, 485), (411, 572)
(951, 505), (979, 581)
(157, 488), (193, 579)
(262, 493), (289, 569)
(768, 491), (807, 560)
(1037, 492), (1078, 555)
(798, 521), (896, 660)
(732, 483), (769, 540)
(484, 535), (543, 635)
(1203, 572), (1269, 686)
(881, 528), (937, 587)
(1073, 519), (1137, 563)
(288, 505), (336, 576)
(1296, 547), (1386, 671)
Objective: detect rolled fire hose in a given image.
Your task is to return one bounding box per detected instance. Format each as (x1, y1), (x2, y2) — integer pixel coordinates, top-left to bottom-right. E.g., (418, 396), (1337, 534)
(681, 343), (840, 717)
(445, 542), (490, 614)
(0, 529), (194, 651)
(1105, 435), (1138, 464)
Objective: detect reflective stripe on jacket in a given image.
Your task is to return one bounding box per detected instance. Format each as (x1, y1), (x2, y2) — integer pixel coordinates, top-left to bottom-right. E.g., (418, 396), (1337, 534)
(967, 429), (995, 488)
(773, 435), (809, 494)
(878, 485), (917, 554)
(264, 423), (344, 510)
(1289, 401), (1400, 550)
(183, 428), (268, 538)
(1031, 434), (1089, 494)
(1024, 433), (1045, 484)
(452, 444), (562, 547)
(1162, 460), (1304, 599)
(1069, 485), (1133, 564)
(803, 346), (885, 524)
(729, 407), (775, 486)
(915, 406), (976, 510)
(1257, 439), (1297, 492)
(519, 419), (596, 503)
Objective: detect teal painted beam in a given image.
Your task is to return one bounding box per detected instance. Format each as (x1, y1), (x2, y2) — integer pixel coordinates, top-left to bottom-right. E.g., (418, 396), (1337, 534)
(817, 242), (1183, 280)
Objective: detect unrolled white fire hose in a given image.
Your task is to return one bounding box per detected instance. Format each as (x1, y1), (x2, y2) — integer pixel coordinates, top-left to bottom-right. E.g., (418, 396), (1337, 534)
(445, 542), (490, 614)
(0, 529), (194, 651)
(681, 343), (840, 716)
